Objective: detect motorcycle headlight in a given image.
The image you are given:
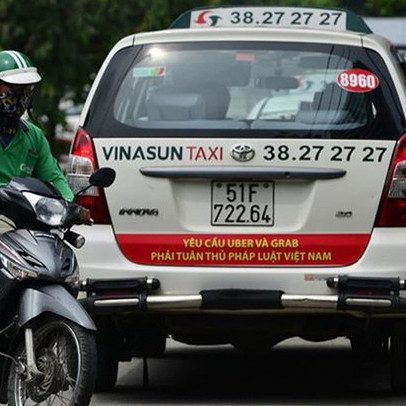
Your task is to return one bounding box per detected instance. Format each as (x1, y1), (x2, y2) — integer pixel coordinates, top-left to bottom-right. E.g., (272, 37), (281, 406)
(0, 254), (39, 280)
(24, 193), (67, 226)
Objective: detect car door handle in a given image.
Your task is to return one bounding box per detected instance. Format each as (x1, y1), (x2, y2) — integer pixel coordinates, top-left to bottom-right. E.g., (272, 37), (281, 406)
(139, 166), (346, 180)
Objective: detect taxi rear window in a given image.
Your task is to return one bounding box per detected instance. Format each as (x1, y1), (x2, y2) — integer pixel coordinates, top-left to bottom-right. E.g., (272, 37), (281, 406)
(87, 42), (405, 140)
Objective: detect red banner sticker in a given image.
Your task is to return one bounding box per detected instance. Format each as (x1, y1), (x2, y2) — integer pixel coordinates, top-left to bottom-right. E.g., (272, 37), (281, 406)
(115, 233), (370, 267)
(337, 69), (379, 93)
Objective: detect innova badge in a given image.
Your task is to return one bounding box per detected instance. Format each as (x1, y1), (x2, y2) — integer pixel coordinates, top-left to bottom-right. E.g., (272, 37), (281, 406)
(231, 144), (255, 162)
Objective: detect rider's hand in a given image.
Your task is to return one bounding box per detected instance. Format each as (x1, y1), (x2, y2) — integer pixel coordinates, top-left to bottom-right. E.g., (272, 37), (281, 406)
(65, 203), (92, 226)
(75, 206), (91, 225)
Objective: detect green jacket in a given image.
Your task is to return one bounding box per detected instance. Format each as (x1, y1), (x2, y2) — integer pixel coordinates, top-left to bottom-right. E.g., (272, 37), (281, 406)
(0, 120), (74, 200)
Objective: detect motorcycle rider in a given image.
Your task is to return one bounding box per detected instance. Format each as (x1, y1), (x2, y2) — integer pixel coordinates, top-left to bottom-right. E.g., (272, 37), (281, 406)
(0, 50), (89, 222)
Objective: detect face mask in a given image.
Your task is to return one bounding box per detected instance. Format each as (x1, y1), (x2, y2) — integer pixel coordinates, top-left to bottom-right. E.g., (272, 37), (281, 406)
(0, 86), (34, 136)
(0, 86), (34, 119)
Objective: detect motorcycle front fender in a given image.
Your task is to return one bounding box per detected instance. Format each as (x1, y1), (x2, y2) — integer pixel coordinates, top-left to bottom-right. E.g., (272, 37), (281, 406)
(19, 285), (96, 331)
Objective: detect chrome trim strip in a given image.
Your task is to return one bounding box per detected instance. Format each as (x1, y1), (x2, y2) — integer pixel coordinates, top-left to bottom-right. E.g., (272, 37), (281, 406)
(281, 294), (338, 309)
(344, 298), (392, 307)
(140, 166), (346, 180)
(147, 295), (202, 310)
(93, 298), (140, 307)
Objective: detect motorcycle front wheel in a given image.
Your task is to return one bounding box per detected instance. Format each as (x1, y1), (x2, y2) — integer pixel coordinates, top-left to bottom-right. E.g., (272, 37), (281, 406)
(7, 316), (97, 406)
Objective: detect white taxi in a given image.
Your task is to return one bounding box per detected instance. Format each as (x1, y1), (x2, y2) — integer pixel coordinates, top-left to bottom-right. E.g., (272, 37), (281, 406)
(67, 6), (406, 392)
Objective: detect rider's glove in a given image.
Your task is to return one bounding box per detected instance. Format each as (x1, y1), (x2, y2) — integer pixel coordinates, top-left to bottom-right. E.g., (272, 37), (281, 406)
(65, 203), (92, 226)
(76, 205), (91, 225)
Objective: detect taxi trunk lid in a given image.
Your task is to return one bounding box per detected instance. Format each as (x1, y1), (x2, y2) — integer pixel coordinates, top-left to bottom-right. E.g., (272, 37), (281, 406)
(94, 137), (395, 267)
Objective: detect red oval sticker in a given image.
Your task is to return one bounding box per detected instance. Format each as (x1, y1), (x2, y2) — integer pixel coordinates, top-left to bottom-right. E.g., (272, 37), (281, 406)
(337, 69), (379, 93)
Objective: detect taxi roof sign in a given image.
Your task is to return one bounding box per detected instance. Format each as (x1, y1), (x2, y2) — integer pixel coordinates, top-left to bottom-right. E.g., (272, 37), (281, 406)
(170, 6), (372, 34)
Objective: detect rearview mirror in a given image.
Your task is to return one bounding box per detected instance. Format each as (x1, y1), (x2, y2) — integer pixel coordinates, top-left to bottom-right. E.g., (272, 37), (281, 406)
(255, 76), (299, 90)
(89, 167), (116, 188)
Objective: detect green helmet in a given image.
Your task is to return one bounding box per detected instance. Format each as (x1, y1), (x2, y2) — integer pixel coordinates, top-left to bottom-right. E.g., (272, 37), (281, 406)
(0, 50), (41, 85)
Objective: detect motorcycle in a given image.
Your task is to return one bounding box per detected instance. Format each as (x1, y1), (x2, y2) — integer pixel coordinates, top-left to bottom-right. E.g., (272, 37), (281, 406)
(0, 167), (115, 406)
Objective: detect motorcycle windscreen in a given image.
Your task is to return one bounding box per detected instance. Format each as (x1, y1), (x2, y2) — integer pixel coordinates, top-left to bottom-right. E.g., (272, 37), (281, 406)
(88, 41), (404, 267)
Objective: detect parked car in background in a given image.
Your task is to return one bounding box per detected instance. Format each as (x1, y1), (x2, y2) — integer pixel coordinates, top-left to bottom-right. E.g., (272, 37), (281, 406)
(56, 102), (83, 143)
(248, 71), (343, 121)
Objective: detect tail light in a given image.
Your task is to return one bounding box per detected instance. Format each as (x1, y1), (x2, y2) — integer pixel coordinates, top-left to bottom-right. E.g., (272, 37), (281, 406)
(67, 127), (111, 224)
(375, 134), (406, 226)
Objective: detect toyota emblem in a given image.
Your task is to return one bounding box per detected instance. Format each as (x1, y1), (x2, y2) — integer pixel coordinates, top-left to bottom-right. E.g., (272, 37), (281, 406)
(231, 144), (255, 162)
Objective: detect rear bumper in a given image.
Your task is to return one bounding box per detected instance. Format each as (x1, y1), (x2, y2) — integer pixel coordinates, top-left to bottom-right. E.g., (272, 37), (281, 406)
(73, 226), (406, 317)
(73, 226), (406, 296)
(80, 275), (406, 317)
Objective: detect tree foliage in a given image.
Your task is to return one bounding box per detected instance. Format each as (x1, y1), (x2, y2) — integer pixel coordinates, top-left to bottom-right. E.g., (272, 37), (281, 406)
(0, 0), (404, 147)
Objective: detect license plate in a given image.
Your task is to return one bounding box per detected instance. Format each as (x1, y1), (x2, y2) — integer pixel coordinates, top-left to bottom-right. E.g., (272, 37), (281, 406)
(211, 181), (274, 226)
